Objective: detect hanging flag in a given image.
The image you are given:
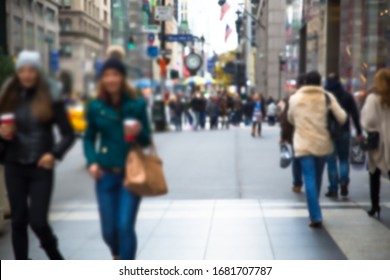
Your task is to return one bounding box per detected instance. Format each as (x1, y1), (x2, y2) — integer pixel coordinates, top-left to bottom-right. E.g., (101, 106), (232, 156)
(220, 1), (231, 21)
(225, 24), (232, 42)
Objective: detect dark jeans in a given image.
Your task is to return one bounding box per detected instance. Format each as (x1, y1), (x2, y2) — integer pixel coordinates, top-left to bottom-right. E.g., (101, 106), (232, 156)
(327, 132), (351, 192)
(292, 158), (303, 187)
(5, 162), (57, 260)
(298, 156), (327, 222)
(96, 172), (141, 260)
(369, 169), (390, 209)
(199, 112), (206, 129)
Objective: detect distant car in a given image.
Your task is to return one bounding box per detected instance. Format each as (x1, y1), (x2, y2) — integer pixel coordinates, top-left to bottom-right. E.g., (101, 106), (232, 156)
(68, 103), (87, 136)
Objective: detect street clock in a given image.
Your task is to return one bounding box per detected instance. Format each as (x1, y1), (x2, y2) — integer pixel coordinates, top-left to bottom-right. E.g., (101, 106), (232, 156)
(185, 53), (203, 75)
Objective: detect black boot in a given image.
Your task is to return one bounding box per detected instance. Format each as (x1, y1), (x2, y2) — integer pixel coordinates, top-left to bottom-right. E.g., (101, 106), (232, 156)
(368, 169), (381, 219)
(43, 246), (64, 260)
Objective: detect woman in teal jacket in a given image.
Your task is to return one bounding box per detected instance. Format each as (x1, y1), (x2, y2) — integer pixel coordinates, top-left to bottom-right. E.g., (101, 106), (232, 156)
(83, 58), (151, 260)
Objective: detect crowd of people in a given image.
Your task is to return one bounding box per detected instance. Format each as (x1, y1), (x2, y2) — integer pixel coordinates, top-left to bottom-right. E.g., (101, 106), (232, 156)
(168, 88), (279, 135)
(0, 43), (389, 260)
(279, 70), (390, 228)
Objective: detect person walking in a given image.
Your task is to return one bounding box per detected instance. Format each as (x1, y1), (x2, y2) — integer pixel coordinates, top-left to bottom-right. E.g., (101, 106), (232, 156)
(83, 58), (151, 260)
(288, 71), (347, 227)
(251, 94), (265, 137)
(361, 69), (390, 219)
(0, 51), (75, 259)
(169, 96), (184, 131)
(266, 98), (278, 126)
(219, 94), (230, 130)
(243, 95), (255, 126)
(280, 74), (306, 193)
(190, 92), (203, 130)
(324, 74), (363, 198)
(206, 95), (220, 130)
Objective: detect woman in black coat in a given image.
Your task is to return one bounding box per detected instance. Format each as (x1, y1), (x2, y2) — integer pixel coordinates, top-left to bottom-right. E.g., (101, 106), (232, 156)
(0, 51), (75, 260)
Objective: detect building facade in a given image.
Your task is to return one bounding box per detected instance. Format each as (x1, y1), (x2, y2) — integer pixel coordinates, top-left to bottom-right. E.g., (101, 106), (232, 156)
(298, 0), (390, 93)
(5, 0), (61, 72)
(254, 0), (287, 98)
(59, 0), (110, 96)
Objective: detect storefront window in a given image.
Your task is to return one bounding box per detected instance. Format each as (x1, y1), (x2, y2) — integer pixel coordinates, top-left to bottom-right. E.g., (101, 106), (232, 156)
(340, 0), (390, 94)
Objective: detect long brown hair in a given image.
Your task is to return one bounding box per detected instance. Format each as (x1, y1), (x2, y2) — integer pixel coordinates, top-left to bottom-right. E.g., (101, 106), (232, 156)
(374, 68), (390, 108)
(0, 75), (53, 122)
(96, 76), (137, 104)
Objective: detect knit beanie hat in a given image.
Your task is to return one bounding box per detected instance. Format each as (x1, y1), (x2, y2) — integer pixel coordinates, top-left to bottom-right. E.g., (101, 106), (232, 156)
(16, 51), (42, 71)
(101, 58), (127, 77)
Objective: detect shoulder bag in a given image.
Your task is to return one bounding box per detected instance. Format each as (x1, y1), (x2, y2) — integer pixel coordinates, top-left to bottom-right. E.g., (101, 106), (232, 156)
(124, 142), (168, 197)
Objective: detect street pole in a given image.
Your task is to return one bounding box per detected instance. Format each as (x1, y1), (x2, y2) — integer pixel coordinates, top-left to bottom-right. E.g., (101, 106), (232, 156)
(245, 0), (252, 95)
(0, 1), (8, 55)
(160, 0), (166, 97)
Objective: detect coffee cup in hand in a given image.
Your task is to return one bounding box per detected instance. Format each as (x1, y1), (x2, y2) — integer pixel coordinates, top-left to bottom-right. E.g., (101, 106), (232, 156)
(1, 113), (16, 140)
(124, 119), (138, 142)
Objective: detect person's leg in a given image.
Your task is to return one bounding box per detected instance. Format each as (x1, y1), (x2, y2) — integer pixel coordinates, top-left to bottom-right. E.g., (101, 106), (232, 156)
(299, 156), (322, 224)
(292, 158), (303, 192)
(28, 167), (63, 259)
(326, 150), (339, 195)
(315, 156), (327, 197)
(4, 163), (29, 260)
(368, 169), (381, 215)
(95, 173), (121, 257)
(338, 132), (351, 196)
(118, 183), (141, 260)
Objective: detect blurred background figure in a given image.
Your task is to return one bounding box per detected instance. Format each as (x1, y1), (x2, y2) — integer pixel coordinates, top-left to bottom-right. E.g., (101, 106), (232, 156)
(169, 95), (184, 131)
(243, 94), (255, 126)
(0, 51), (75, 259)
(324, 74), (363, 198)
(231, 94), (243, 126)
(361, 69), (390, 219)
(251, 94), (264, 137)
(266, 98), (277, 126)
(190, 90), (203, 131)
(219, 94), (230, 130)
(206, 95), (220, 130)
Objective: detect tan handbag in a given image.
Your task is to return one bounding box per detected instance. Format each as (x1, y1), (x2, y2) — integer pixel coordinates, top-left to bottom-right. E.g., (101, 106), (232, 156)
(124, 143), (168, 197)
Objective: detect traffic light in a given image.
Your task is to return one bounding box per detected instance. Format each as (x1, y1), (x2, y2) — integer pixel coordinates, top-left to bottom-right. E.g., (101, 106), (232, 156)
(128, 36), (135, 50)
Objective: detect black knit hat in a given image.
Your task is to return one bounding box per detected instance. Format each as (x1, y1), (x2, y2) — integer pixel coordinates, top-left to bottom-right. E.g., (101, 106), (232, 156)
(101, 58), (127, 77)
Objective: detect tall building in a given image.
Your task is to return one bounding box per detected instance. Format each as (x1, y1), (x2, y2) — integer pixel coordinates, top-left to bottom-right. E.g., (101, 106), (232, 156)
(59, 0), (111, 95)
(111, 0), (129, 48)
(5, 0), (61, 71)
(254, 0), (287, 98)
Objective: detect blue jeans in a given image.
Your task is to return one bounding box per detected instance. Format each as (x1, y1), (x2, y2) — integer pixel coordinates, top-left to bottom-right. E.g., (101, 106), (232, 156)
(327, 132), (351, 192)
(299, 156), (327, 222)
(292, 158), (303, 187)
(95, 172), (141, 260)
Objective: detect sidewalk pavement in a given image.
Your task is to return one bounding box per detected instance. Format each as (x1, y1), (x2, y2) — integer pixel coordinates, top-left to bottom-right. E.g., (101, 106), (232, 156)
(0, 125), (390, 260)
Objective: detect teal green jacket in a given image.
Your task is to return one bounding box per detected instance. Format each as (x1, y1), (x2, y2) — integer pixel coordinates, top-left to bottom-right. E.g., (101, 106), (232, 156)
(83, 94), (151, 168)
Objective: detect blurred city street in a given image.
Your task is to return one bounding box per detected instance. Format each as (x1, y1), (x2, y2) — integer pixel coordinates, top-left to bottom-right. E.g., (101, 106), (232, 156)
(1, 125), (390, 260)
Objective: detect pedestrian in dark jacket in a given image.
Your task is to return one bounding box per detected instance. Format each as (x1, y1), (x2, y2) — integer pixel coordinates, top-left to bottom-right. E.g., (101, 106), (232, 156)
(206, 95), (220, 130)
(243, 96), (255, 126)
(169, 96), (184, 131)
(0, 51), (75, 260)
(325, 74), (363, 198)
(191, 92), (203, 130)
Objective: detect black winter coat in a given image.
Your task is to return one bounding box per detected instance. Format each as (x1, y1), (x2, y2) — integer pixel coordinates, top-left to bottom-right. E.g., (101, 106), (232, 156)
(325, 81), (362, 135)
(2, 88), (75, 165)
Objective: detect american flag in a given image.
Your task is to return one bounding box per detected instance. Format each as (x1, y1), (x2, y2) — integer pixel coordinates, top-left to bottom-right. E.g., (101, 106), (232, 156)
(220, 1), (231, 21)
(225, 24), (232, 42)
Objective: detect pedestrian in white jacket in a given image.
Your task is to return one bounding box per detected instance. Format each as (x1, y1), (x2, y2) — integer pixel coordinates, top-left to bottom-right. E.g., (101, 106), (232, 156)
(288, 71), (347, 228)
(361, 68), (390, 219)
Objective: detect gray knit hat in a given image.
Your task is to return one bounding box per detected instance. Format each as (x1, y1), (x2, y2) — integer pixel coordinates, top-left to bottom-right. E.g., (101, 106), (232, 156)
(15, 51), (42, 71)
